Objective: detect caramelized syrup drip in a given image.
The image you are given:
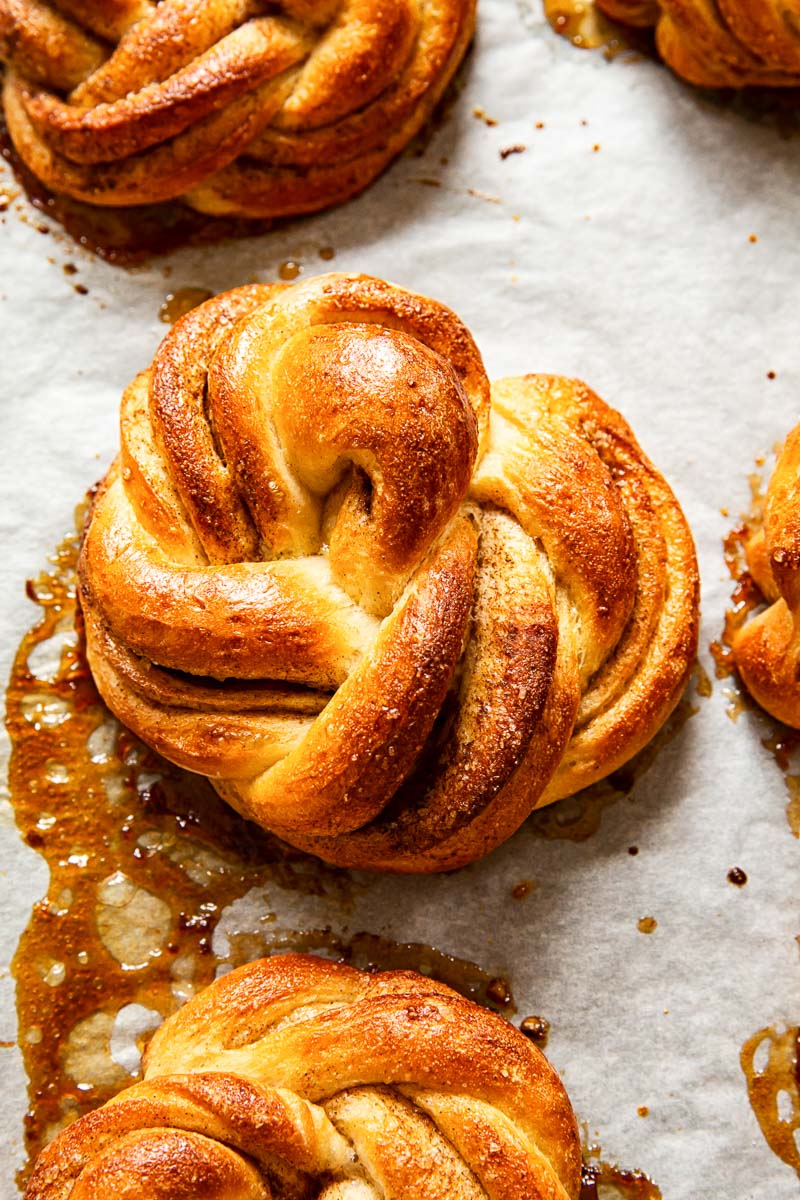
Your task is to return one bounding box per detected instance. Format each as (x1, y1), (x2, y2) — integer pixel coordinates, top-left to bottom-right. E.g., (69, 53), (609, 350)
(158, 288), (214, 324)
(5, 517), (516, 1186)
(740, 1026), (800, 1177)
(785, 775), (800, 839)
(541, 0), (651, 56)
(519, 1014), (550, 1047)
(580, 1159), (662, 1198)
(0, 173), (20, 211)
(278, 259), (302, 281)
(220, 926), (515, 1013)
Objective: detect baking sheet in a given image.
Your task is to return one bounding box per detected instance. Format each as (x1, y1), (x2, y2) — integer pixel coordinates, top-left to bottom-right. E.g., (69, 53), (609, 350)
(2, 0), (800, 1194)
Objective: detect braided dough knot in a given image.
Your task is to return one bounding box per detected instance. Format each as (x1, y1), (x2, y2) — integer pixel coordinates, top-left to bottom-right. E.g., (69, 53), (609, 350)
(731, 424), (800, 726)
(0, 0), (475, 214)
(24, 955), (582, 1200)
(79, 273), (699, 872)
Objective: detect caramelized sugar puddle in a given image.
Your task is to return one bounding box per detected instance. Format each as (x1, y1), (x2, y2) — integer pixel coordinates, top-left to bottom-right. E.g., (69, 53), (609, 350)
(741, 1026), (800, 1178)
(540, 0), (657, 59)
(580, 1159), (662, 1198)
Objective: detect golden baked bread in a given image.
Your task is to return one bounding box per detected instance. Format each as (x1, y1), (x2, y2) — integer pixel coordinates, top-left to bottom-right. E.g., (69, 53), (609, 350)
(730, 425), (800, 726)
(24, 954), (582, 1199)
(595, 0), (800, 86)
(78, 272), (699, 872)
(0, 0), (474, 216)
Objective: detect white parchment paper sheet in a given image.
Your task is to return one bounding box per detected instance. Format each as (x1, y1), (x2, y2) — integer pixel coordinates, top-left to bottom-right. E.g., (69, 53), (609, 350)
(2, 1), (800, 1195)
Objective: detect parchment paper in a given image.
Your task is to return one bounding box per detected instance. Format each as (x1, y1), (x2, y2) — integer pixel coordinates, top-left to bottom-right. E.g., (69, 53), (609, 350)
(2, 1), (800, 1194)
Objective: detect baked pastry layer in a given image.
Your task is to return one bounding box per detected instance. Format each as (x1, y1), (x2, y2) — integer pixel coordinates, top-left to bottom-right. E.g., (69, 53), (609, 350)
(0, 0), (474, 216)
(23, 954), (582, 1200)
(730, 424), (800, 725)
(78, 272), (700, 872)
(596, 0), (800, 86)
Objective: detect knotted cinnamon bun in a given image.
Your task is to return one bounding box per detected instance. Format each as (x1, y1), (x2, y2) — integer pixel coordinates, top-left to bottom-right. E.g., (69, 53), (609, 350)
(596, 0), (800, 86)
(24, 954), (582, 1200)
(0, 0), (474, 216)
(730, 424), (800, 726)
(78, 272), (700, 872)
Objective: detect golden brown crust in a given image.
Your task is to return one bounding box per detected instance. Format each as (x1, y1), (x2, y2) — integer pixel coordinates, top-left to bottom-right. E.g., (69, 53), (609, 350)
(25, 955), (582, 1200)
(596, 0), (800, 85)
(78, 272), (699, 873)
(0, 0), (476, 216)
(731, 423), (800, 726)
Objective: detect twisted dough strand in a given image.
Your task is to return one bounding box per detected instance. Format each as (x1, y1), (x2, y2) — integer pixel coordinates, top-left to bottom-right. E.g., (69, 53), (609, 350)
(25, 955), (582, 1200)
(0, 0), (475, 215)
(78, 273), (699, 872)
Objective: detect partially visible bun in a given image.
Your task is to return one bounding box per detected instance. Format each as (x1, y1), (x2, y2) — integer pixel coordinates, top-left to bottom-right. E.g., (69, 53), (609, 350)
(596, 0), (800, 86)
(24, 954), (582, 1200)
(0, 0), (475, 216)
